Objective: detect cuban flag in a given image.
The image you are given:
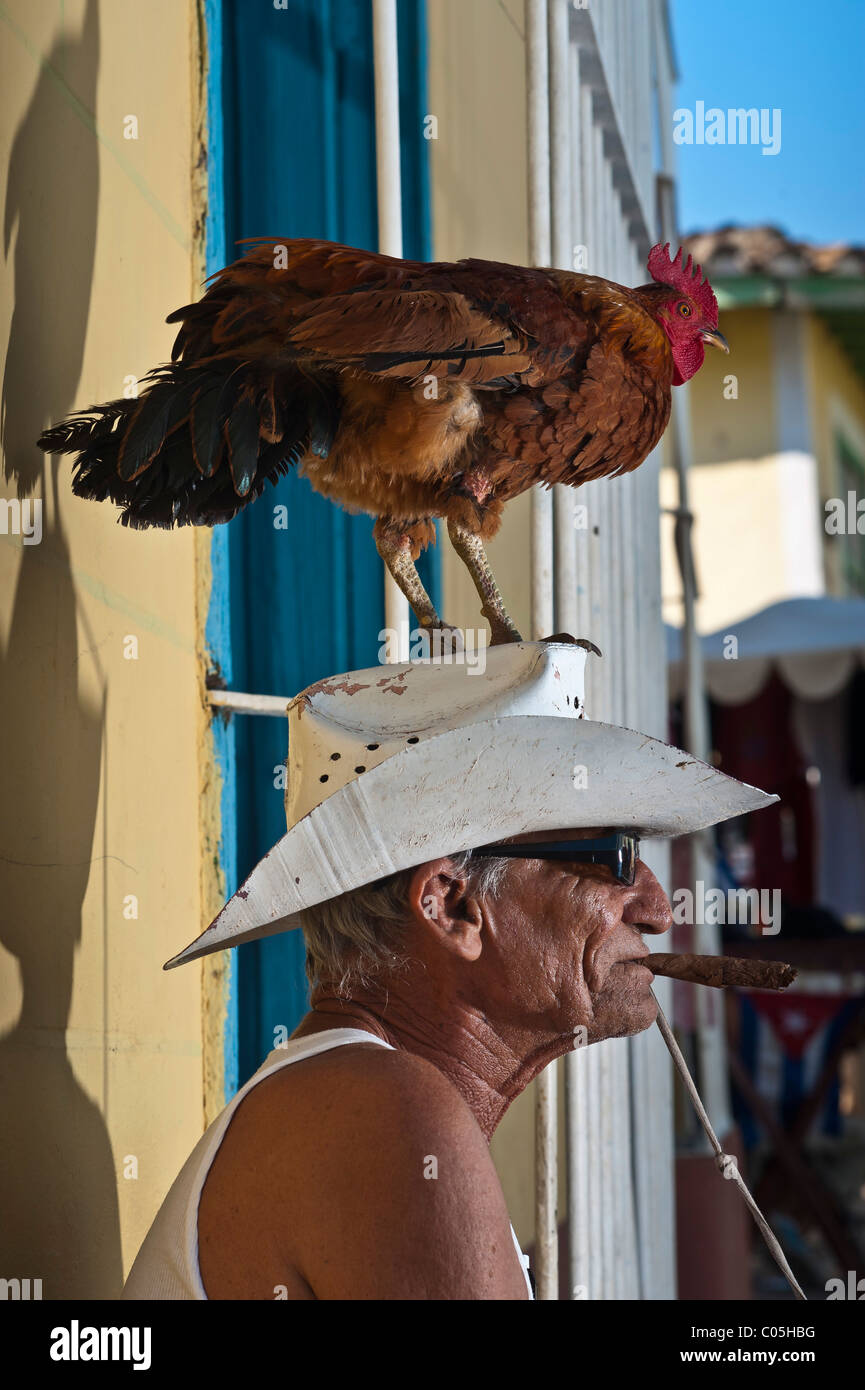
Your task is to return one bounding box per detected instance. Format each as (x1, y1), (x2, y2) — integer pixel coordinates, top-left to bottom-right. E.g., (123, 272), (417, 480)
(735, 989), (862, 1144)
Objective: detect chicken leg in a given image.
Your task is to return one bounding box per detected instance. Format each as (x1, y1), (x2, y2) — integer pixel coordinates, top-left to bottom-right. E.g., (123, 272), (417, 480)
(373, 517), (448, 634)
(447, 519), (523, 645)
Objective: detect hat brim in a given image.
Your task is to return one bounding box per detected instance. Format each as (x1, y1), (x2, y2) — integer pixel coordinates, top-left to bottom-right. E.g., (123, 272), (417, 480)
(165, 715), (777, 968)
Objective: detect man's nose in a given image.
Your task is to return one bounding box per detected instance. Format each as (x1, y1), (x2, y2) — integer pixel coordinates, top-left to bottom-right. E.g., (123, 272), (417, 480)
(622, 860), (672, 937)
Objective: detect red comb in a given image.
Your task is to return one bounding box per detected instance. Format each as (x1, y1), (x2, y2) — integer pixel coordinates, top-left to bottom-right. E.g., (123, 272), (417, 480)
(647, 243), (718, 324)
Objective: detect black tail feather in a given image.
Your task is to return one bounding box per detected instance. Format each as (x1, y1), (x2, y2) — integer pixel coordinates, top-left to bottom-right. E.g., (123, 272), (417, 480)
(224, 392), (260, 498)
(38, 399), (132, 456)
(190, 385), (223, 477)
(36, 360), (327, 529)
(117, 370), (202, 481)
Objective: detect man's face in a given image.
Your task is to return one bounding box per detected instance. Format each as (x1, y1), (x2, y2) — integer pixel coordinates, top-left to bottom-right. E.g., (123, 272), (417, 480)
(471, 827), (672, 1044)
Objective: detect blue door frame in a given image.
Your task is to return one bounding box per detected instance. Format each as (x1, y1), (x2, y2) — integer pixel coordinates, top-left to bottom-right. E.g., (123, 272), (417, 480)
(203, 0), (435, 1095)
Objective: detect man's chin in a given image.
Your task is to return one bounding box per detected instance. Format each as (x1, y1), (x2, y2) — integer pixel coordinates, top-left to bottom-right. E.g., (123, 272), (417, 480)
(624, 990), (659, 1036)
(586, 979), (658, 1042)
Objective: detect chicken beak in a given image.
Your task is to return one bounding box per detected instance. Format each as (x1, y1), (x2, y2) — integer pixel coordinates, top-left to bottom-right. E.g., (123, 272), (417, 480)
(701, 327), (729, 354)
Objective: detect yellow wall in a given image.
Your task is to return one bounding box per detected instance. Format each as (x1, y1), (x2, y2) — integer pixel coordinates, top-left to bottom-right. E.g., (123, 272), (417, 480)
(0, 0), (213, 1297)
(662, 305), (865, 629)
(427, 0), (528, 267)
(661, 455), (802, 632)
(806, 315), (865, 596)
(684, 307), (776, 465)
(427, 0), (534, 648)
(807, 313), (865, 496)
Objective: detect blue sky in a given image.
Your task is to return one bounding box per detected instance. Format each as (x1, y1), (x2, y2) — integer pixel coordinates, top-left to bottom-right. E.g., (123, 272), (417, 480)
(669, 0), (865, 245)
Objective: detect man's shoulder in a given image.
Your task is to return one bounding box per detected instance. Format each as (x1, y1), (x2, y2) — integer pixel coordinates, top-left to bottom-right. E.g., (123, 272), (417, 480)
(240, 1036), (500, 1213)
(254, 1037), (483, 1149)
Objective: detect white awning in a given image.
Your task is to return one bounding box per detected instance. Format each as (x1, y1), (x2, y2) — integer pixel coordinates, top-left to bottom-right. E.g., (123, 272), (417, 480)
(667, 596), (865, 704)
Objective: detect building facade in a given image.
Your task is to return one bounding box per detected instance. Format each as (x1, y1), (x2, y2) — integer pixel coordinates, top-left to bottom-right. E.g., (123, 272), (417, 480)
(1, 0), (679, 1299)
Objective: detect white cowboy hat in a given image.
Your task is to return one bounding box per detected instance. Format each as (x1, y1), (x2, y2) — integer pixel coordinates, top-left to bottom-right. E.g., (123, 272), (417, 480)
(165, 641), (777, 968)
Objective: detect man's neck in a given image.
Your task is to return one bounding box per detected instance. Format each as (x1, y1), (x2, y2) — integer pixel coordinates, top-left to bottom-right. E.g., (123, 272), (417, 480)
(296, 990), (573, 1141)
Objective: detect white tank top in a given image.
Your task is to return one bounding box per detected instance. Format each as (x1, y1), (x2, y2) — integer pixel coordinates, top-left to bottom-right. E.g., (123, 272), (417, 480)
(122, 1027), (533, 1300)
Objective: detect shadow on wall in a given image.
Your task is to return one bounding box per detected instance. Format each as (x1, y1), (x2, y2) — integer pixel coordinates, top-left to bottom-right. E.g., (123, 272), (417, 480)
(0, 0), (122, 1298)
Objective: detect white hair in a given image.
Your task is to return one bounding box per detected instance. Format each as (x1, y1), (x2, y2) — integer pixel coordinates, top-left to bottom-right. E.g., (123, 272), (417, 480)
(299, 850), (512, 997)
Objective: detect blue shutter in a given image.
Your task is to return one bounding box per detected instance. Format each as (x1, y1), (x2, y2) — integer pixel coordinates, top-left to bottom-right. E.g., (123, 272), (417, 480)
(207, 0), (433, 1085)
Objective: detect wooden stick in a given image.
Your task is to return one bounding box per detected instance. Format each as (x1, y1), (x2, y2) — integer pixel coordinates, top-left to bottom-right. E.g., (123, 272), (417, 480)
(645, 953), (797, 991)
(653, 997), (806, 1300)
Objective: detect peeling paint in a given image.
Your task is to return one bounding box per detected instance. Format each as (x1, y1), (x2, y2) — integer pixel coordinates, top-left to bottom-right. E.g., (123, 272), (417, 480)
(314, 679), (371, 698)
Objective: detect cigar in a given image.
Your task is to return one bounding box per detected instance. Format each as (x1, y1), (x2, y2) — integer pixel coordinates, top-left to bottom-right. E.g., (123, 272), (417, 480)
(645, 953), (797, 991)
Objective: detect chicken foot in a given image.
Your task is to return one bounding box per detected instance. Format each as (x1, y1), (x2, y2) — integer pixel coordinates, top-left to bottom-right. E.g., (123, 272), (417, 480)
(447, 519), (523, 645)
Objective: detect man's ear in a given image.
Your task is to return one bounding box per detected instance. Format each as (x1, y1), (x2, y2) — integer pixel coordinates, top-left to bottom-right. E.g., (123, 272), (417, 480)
(405, 858), (484, 962)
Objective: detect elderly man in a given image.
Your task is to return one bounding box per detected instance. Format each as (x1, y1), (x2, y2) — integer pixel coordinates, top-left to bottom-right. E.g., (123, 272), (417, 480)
(122, 642), (774, 1301)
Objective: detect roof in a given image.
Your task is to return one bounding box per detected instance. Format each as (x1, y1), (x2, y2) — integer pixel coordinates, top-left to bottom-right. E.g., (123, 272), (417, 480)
(681, 225), (865, 280)
(667, 596), (865, 705)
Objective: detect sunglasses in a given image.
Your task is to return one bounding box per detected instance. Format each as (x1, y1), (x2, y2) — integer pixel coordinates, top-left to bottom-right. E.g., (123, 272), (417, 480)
(472, 833), (640, 886)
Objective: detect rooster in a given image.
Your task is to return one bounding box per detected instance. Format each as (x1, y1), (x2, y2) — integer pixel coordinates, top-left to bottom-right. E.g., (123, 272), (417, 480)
(38, 239), (727, 643)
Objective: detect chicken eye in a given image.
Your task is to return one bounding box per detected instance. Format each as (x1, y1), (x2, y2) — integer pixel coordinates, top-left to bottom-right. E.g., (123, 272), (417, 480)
(677, 302), (692, 318)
